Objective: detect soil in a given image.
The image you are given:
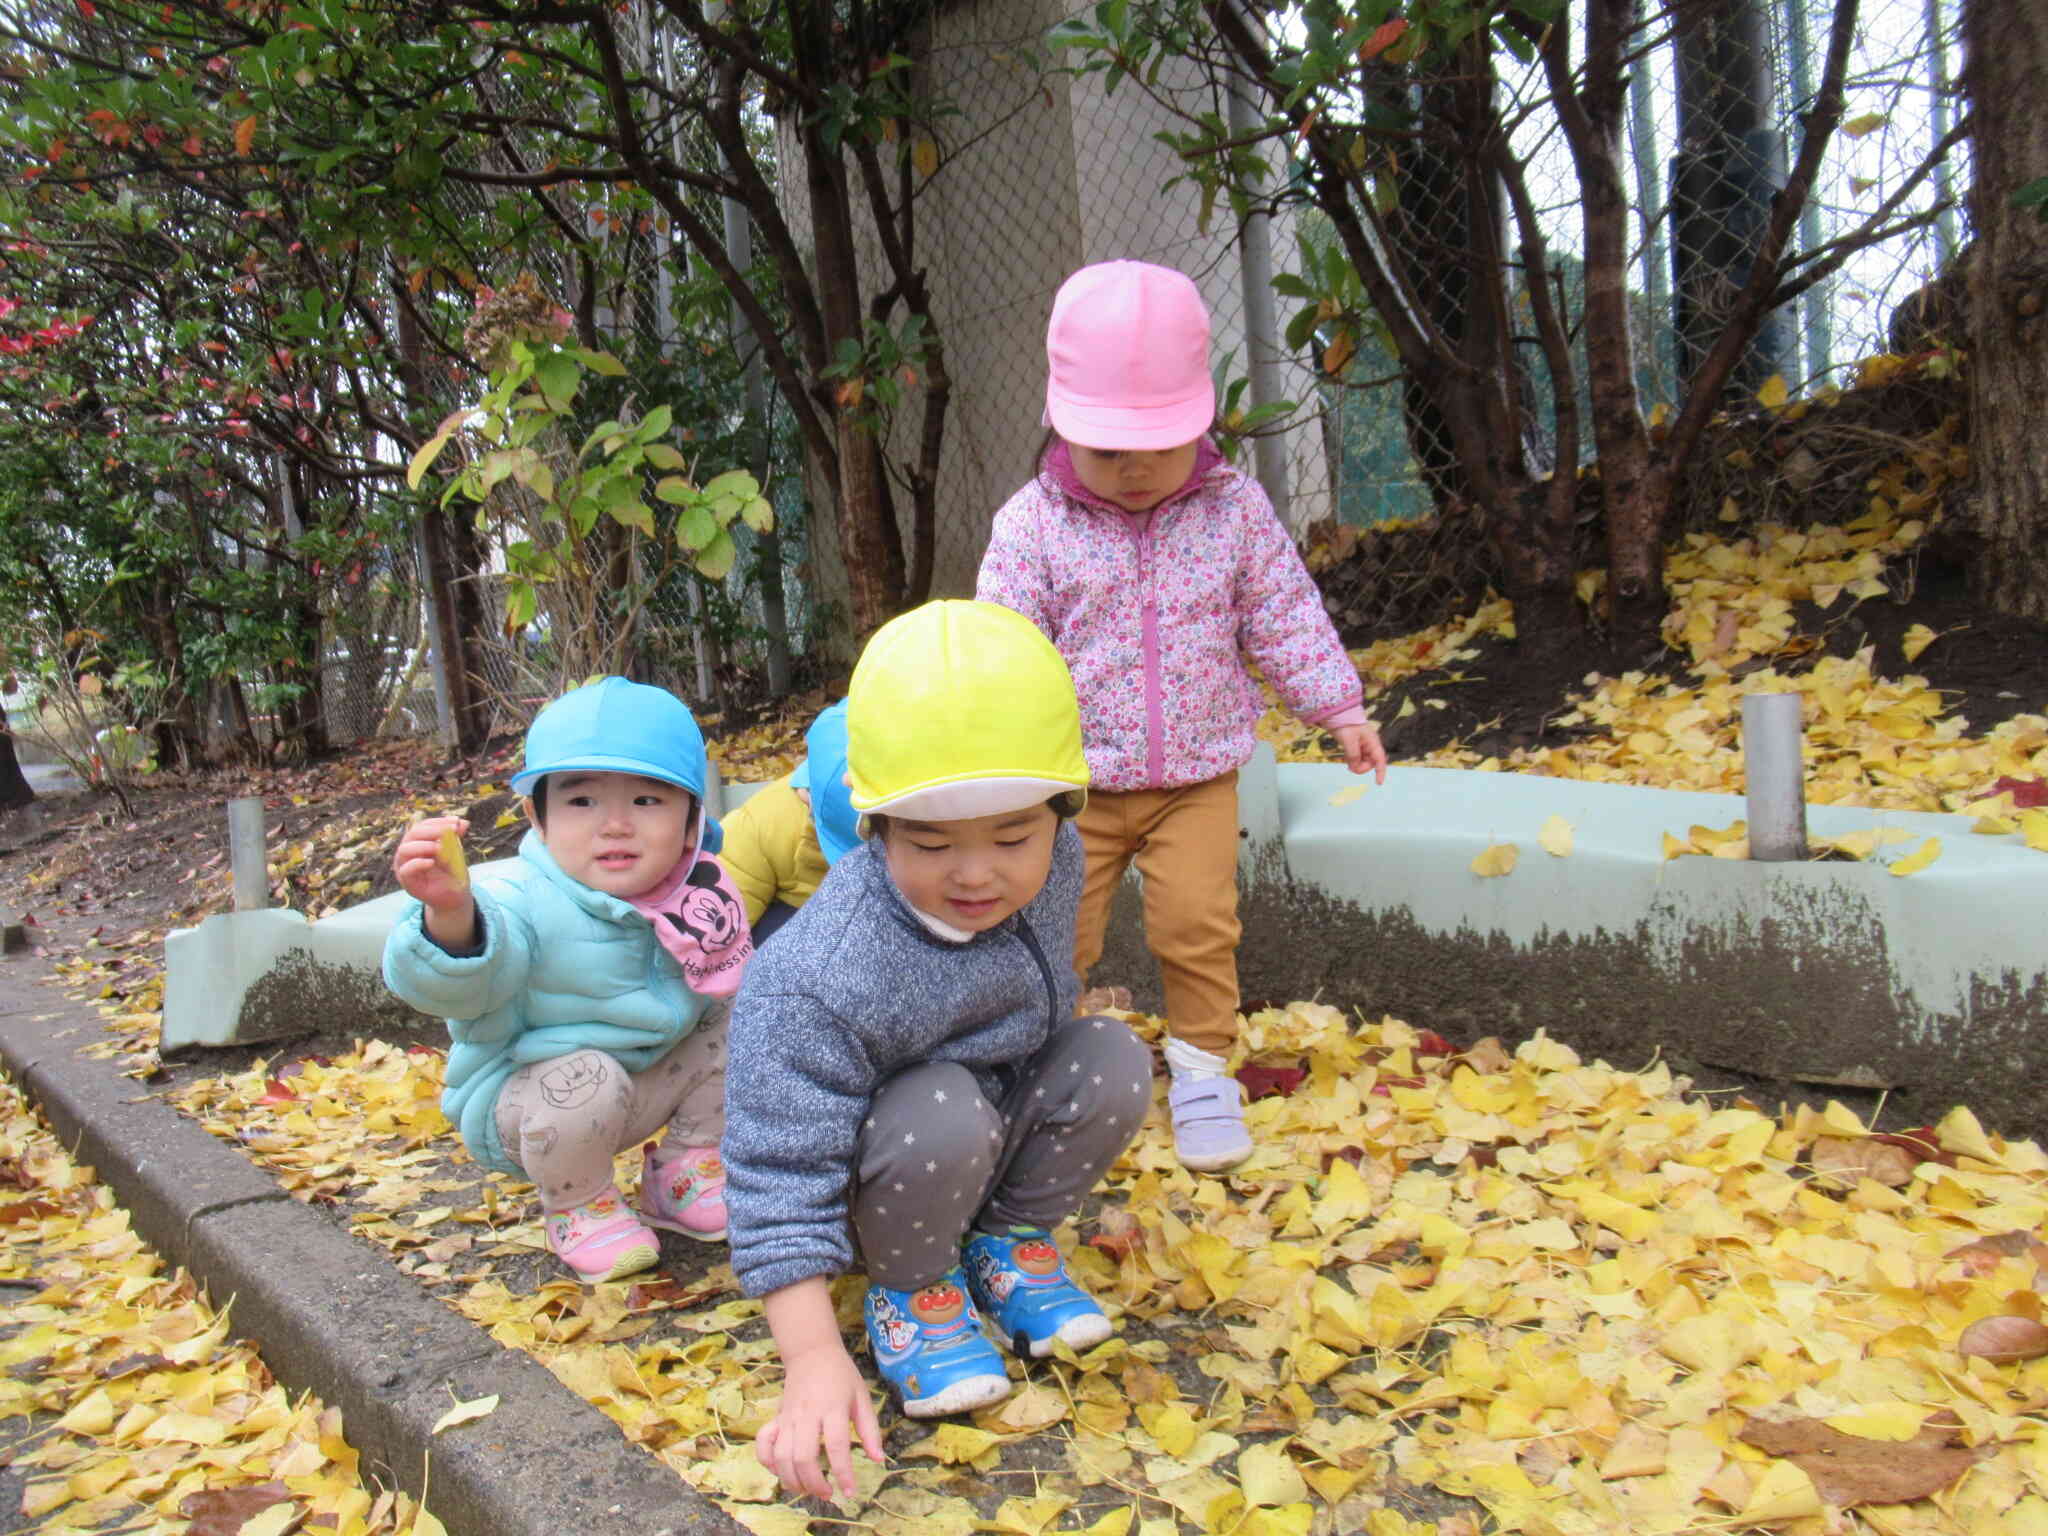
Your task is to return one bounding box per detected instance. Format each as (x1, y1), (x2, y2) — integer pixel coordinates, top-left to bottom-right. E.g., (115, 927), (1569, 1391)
(1363, 547), (2048, 765)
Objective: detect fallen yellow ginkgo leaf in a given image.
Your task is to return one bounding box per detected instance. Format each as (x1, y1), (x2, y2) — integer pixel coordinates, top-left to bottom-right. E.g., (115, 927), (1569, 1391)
(429, 1392), (499, 1434)
(1328, 783), (1370, 808)
(1900, 622), (1939, 662)
(1470, 843), (1518, 877)
(1887, 836), (1941, 876)
(1537, 814), (1573, 857)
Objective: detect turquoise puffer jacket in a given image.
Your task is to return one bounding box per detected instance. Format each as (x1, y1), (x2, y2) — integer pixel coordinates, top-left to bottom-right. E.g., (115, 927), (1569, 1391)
(381, 831), (714, 1174)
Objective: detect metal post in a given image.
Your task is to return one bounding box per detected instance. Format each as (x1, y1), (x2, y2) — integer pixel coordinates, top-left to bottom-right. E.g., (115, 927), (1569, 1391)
(1782, 0), (1834, 383)
(1227, 74), (1292, 526)
(412, 521), (456, 746)
(227, 796), (271, 911)
(1628, 45), (1674, 405)
(1742, 693), (1809, 861)
(1923, 0), (1958, 263)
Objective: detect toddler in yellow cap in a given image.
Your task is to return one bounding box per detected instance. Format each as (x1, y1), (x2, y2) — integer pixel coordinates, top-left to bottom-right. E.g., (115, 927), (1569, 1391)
(722, 600), (1153, 1500)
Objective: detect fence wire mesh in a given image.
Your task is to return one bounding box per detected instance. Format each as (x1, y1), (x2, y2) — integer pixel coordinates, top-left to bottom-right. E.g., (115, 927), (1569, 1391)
(356, 0), (1969, 746)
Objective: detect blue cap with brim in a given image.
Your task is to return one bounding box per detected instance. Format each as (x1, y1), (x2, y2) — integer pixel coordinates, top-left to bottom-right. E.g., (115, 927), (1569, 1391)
(801, 700), (858, 864)
(510, 677), (723, 855)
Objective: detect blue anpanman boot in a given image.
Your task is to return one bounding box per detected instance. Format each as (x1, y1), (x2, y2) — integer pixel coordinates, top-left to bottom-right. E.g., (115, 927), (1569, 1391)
(862, 1268), (1013, 1418)
(962, 1228), (1113, 1358)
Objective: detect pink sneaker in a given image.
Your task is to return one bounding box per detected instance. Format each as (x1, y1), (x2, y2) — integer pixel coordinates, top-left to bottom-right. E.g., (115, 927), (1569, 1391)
(544, 1186), (659, 1282)
(638, 1144), (728, 1242)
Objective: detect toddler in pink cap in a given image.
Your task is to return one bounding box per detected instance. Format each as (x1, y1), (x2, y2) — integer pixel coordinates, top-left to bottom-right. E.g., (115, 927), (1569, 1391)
(977, 259), (1387, 1172)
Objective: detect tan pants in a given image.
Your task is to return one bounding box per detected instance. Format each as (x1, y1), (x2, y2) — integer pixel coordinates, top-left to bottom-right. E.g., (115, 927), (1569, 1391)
(1072, 771), (1241, 1054)
(493, 1002), (728, 1213)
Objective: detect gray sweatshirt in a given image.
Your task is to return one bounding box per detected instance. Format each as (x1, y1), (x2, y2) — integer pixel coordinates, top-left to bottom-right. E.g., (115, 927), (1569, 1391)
(722, 822), (1084, 1298)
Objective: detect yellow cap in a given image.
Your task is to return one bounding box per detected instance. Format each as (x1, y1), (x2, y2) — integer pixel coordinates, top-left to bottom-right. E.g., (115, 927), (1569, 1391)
(847, 600), (1089, 820)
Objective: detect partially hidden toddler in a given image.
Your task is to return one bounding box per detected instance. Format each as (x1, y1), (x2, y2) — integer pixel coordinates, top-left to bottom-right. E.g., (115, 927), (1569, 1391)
(723, 600), (1153, 1501)
(978, 259), (1388, 1173)
(716, 700), (858, 946)
(383, 677), (753, 1282)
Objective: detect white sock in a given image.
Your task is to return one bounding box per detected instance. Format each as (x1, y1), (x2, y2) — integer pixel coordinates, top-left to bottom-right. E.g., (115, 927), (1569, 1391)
(1164, 1036), (1230, 1082)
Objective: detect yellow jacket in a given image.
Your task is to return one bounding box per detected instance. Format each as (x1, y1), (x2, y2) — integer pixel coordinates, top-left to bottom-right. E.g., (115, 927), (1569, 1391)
(718, 776), (831, 923)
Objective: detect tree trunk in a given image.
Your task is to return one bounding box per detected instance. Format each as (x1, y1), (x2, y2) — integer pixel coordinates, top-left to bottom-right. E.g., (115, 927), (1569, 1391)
(1670, 0), (1794, 397)
(394, 288), (494, 751)
(0, 706), (34, 812)
(1962, 0), (2048, 619)
(795, 8), (903, 640)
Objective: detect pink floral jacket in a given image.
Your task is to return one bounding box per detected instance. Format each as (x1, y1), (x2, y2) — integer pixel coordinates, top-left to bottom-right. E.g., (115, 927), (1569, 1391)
(976, 445), (1362, 792)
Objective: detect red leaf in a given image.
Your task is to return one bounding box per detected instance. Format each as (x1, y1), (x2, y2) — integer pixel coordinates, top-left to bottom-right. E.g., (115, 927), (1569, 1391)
(1992, 775), (2048, 809)
(1085, 1208), (1144, 1260)
(180, 1483), (293, 1536)
(257, 1078), (297, 1104)
(1357, 17), (1408, 60)
(1869, 1125), (1954, 1166)
(0, 1199), (64, 1223)
(1414, 1030), (1457, 1057)
(1235, 1060), (1306, 1100)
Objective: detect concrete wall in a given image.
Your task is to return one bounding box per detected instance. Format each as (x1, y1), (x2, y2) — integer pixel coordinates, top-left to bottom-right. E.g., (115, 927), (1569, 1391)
(173, 752), (2048, 1142)
(783, 0), (1337, 624)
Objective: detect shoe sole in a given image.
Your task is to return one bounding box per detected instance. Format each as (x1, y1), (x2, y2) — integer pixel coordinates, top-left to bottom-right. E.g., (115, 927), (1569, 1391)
(1177, 1140), (1253, 1173)
(899, 1372), (1015, 1418)
(640, 1214), (728, 1243)
(571, 1240), (659, 1283)
(985, 1309), (1115, 1359)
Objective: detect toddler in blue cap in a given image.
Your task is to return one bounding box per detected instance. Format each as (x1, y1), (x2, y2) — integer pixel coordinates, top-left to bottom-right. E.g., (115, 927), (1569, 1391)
(382, 677), (754, 1282)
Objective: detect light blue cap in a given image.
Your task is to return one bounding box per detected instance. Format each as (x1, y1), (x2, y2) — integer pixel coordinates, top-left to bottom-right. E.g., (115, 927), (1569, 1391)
(511, 677), (723, 855)
(798, 700), (857, 863)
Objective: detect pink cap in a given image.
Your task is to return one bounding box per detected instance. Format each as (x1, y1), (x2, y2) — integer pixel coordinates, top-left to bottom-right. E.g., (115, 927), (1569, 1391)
(1044, 261), (1214, 451)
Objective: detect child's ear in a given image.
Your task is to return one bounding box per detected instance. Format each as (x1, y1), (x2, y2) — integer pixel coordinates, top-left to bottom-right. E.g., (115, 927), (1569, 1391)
(520, 796), (541, 831)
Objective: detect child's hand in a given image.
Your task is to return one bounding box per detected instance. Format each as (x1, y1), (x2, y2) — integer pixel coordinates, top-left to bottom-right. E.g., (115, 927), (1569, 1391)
(392, 816), (478, 949)
(1333, 722), (1389, 782)
(755, 1341), (885, 1502)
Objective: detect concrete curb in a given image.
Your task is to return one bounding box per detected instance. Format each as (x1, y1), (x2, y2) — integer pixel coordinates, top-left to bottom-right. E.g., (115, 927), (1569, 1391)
(0, 975), (747, 1536)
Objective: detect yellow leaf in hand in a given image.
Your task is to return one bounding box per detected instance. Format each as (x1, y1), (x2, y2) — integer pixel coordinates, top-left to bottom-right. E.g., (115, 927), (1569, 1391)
(1886, 837), (1941, 876)
(1470, 843), (1518, 877)
(431, 1392), (498, 1434)
(1537, 814), (1573, 857)
(1900, 622), (1938, 662)
(438, 827), (470, 889)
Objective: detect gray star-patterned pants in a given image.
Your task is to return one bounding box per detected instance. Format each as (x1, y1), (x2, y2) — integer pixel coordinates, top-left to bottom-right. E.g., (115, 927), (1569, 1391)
(849, 1015), (1153, 1291)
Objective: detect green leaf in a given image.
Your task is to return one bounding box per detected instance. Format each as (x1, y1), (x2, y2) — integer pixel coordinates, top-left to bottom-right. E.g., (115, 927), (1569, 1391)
(535, 353), (579, 406)
(654, 475), (696, 505)
(633, 404), (674, 442)
(739, 496), (774, 535)
(577, 348), (628, 376)
(700, 468), (757, 504)
(611, 498), (656, 537)
(674, 503), (718, 551)
(691, 528), (737, 582)
(644, 443), (686, 471)
(503, 581), (538, 633)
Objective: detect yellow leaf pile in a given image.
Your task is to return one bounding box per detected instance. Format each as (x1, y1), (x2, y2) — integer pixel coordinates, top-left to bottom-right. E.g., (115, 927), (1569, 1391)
(158, 1007), (2048, 1536)
(1260, 421), (2048, 823)
(0, 1071), (442, 1535)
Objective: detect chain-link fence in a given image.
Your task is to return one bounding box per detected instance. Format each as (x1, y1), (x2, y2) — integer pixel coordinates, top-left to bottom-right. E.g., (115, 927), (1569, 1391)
(854, 0), (1968, 624)
(356, 0), (1969, 745)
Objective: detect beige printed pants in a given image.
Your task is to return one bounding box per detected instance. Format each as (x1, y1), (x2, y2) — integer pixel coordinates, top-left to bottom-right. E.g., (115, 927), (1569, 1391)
(492, 1002), (728, 1213)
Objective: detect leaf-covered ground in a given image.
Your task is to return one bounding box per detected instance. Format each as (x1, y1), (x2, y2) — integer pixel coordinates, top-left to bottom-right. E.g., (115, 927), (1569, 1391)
(4, 392), (2048, 1533)
(0, 1069), (447, 1535)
